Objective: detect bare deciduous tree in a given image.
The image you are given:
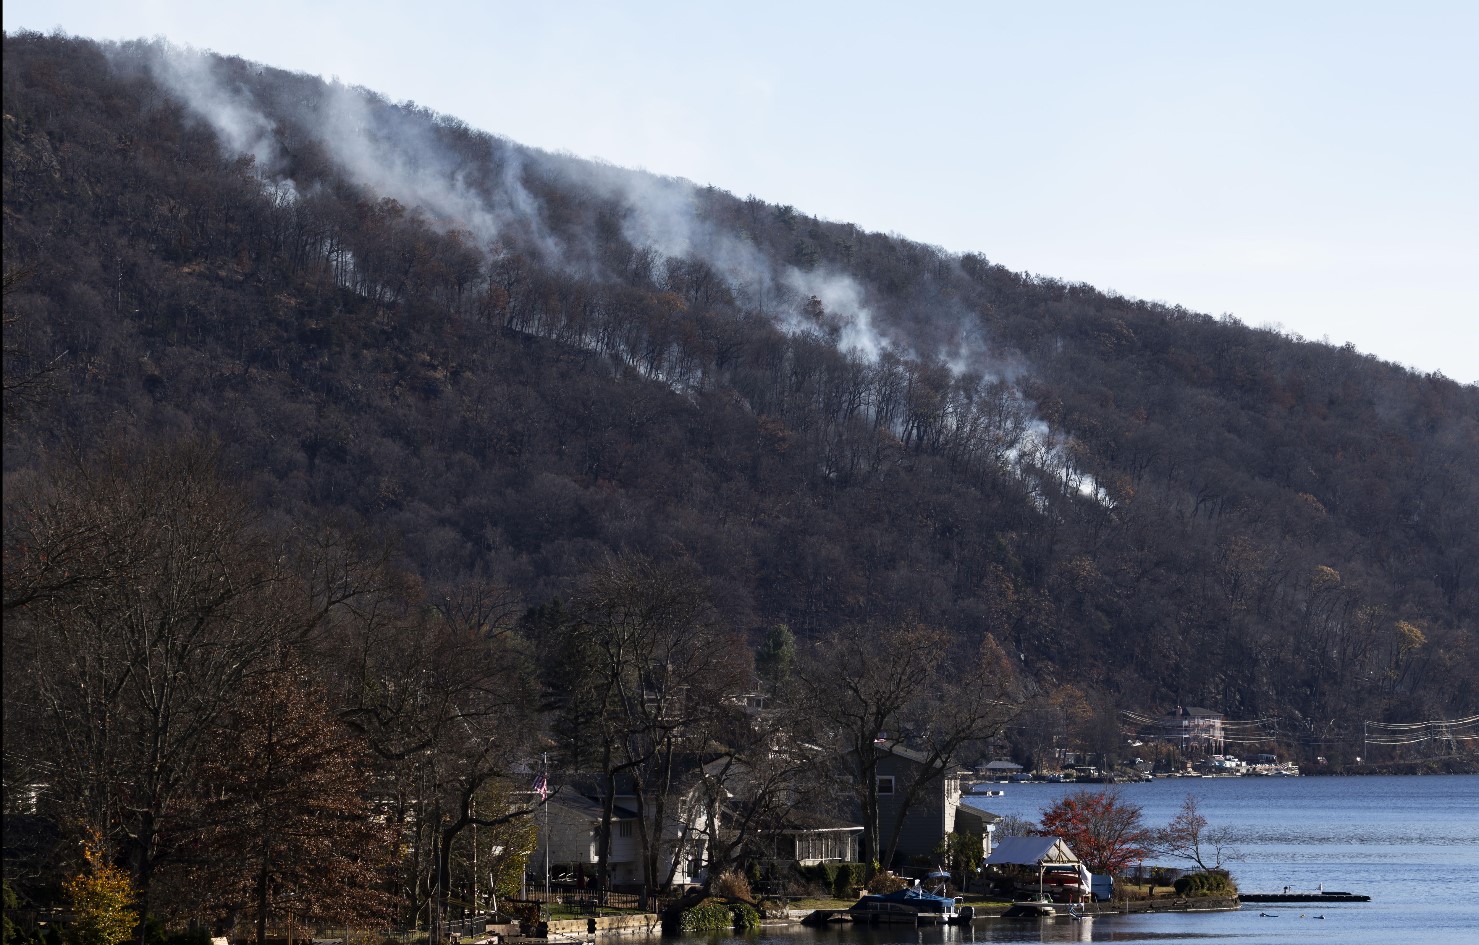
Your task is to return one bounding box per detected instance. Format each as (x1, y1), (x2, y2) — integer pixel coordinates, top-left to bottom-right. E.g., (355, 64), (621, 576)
(1151, 794), (1241, 873)
(3, 441), (316, 931)
(561, 556), (750, 896)
(809, 624), (1019, 875)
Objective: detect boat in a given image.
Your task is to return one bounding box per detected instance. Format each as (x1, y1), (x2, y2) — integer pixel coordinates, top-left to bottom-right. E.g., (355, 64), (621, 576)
(1000, 898), (1056, 918)
(847, 885), (964, 924)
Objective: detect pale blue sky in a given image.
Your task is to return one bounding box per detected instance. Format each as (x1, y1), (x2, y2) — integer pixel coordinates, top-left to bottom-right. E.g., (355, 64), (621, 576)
(5, 1), (1476, 382)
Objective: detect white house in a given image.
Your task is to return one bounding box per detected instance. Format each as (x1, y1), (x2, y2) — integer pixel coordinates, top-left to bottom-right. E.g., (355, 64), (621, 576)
(530, 790), (711, 888)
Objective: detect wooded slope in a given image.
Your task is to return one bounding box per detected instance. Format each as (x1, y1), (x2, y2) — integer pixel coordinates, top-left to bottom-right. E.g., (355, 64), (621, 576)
(4, 32), (1475, 752)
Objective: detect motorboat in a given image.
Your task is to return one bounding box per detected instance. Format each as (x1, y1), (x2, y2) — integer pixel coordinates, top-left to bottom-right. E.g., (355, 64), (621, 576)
(848, 885), (964, 924)
(1000, 898), (1056, 918)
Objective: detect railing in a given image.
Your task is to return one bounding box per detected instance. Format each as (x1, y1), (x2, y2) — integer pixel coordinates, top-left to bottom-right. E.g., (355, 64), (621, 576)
(442, 915), (498, 937)
(515, 886), (670, 915)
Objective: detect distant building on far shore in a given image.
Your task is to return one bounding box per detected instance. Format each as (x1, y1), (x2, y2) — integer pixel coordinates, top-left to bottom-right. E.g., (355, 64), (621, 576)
(1162, 706), (1224, 754)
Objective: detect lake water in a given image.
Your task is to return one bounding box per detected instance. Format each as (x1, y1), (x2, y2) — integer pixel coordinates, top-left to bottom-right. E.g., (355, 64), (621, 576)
(702, 774), (1479, 945)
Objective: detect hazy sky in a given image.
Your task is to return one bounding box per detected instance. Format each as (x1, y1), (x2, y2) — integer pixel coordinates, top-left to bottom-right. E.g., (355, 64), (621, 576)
(6, 1), (1476, 382)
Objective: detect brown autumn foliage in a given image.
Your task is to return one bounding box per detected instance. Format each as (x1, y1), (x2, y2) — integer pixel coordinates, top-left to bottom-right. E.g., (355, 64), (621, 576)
(182, 655), (393, 941)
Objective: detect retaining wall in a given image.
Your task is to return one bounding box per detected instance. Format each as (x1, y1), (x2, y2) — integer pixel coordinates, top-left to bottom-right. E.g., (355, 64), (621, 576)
(542, 915), (660, 938)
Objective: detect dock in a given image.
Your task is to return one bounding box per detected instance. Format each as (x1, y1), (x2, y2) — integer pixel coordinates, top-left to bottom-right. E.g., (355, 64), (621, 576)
(799, 910), (852, 925)
(1241, 891), (1370, 903)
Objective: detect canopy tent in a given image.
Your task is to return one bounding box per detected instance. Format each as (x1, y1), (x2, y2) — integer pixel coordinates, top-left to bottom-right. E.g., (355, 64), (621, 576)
(983, 836), (1090, 900)
(984, 836), (1079, 867)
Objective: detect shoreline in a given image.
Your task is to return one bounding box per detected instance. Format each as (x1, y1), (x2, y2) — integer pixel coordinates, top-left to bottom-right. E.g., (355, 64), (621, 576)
(1301, 755), (1477, 777)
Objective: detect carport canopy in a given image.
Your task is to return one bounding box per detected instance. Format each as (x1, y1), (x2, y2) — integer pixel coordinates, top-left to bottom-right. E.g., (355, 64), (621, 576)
(983, 836), (1080, 867)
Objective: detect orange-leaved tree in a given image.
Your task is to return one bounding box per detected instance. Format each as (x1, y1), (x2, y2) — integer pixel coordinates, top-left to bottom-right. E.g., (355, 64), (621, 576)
(1039, 789), (1149, 875)
(64, 832), (137, 945)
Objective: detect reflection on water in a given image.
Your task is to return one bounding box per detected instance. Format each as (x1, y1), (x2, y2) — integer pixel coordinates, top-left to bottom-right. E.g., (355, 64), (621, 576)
(800, 920), (1099, 944)
(694, 922), (1099, 945)
(693, 916), (1248, 945)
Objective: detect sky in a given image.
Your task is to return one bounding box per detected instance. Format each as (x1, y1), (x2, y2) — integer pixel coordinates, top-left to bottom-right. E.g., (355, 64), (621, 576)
(5, 1), (1477, 383)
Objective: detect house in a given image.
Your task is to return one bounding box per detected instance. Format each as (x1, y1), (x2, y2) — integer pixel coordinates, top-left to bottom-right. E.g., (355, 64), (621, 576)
(530, 789), (710, 888)
(1161, 706), (1225, 754)
(979, 759), (1024, 777)
(530, 793), (638, 887)
(747, 808), (862, 866)
(954, 800), (1002, 859)
(857, 741), (967, 867)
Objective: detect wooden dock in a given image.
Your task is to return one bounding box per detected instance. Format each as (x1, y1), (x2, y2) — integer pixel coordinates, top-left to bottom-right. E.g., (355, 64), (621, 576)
(1241, 892), (1370, 903)
(799, 910), (852, 925)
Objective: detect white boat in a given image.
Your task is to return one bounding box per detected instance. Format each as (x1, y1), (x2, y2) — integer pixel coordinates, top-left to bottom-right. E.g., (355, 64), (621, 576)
(1001, 898), (1056, 918)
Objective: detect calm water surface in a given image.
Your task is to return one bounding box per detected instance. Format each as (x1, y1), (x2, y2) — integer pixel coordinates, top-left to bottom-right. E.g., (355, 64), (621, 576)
(701, 775), (1479, 945)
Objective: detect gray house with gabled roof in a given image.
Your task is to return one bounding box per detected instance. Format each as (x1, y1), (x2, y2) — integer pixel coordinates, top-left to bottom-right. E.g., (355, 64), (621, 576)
(855, 741), (965, 867)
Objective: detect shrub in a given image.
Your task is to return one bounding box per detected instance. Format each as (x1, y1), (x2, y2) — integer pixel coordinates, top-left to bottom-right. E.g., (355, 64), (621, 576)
(673, 900), (732, 933)
(868, 872), (907, 894)
(1173, 871), (1237, 897)
(669, 899), (759, 933)
(711, 870), (753, 902)
(831, 863), (856, 899)
(509, 900), (542, 933)
(783, 861), (868, 898)
(745, 860), (764, 890)
(729, 903), (760, 931)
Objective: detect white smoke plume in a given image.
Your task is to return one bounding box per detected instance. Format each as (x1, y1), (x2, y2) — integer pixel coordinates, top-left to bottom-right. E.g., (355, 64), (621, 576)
(141, 44), (283, 173)
(123, 40), (565, 262)
(116, 40), (1104, 506)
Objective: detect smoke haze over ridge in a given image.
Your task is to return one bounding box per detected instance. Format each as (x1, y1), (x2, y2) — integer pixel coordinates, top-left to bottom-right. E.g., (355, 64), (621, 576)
(95, 38), (1115, 502)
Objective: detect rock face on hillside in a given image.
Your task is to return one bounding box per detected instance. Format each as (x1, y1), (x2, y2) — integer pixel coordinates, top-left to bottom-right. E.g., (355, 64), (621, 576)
(4, 31), (1476, 757)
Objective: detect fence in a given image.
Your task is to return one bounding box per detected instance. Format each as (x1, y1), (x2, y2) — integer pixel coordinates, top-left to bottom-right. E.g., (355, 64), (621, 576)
(515, 886), (670, 915)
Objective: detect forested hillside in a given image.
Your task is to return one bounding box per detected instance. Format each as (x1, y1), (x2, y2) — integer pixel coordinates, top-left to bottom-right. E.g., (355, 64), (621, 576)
(5, 32), (1476, 753)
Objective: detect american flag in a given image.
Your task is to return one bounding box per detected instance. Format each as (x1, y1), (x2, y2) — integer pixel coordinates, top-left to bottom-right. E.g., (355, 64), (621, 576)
(533, 773), (549, 801)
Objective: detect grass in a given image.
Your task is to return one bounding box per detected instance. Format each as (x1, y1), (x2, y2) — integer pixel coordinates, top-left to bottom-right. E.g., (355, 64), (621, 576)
(959, 895), (1012, 907)
(782, 899), (854, 910)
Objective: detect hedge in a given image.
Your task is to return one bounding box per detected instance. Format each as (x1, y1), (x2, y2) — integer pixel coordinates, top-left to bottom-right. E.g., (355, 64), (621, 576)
(1174, 871), (1237, 897)
(794, 862), (866, 896)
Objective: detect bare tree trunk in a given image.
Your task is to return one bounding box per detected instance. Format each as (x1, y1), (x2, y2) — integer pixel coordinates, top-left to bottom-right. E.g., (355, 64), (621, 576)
(256, 860), (270, 945)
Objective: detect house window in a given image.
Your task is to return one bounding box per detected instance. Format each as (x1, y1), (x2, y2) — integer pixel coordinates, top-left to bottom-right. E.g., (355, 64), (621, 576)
(877, 775), (895, 796)
(618, 821), (633, 838)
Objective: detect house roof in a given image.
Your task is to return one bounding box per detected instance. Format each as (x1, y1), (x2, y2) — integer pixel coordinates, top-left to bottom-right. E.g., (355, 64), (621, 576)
(548, 793), (639, 820)
(1167, 706), (1223, 718)
(873, 739), (931, 765)
(983, 836), (1079, 866)
(869, 740), (969, 775)
(954, 804), (1001, 827)
(770, 809), (863, 833)
(982, 760), (1024, 771)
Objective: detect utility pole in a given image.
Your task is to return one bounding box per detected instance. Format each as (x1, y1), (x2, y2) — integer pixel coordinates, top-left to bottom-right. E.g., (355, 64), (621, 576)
(472, 795), (479, 918)
(543, 752), (551, 903)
